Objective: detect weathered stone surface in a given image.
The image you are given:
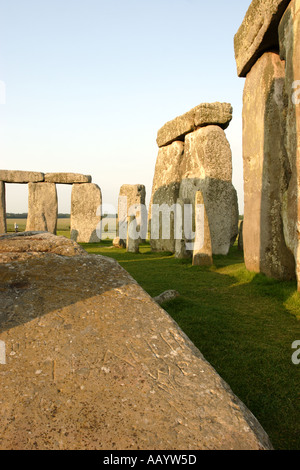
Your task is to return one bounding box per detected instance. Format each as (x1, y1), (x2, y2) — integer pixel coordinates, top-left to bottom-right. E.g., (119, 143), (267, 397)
(177, 126), (239, 256)
(0, 170), (44, 183)
(242, 52), (295, 280)
(153, 290), (180, 305)
(70, 183), (102, 243)
(0, 235), (273, 450)
(192, 191), (213, 266)
(279, 0), (300, 289)
(234, 0), (291, 77)
(26, 183), (58, 234)
(156, 103), (233, 148)
(149, 142), (184, 253)
(0, 182), (6, 234)
(44, 173), (92, 184)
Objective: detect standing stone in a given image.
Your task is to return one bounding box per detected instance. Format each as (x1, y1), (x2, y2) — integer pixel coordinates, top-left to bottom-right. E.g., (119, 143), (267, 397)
(0, 182), (6, 234)
(242, 51), (295, 280)
(70, 183), (102, 243)
(178, 126), (239, 256)
(234, 0), (291, 77)
(26, 183), (58, 234)
(118, 185), (146, 252)
(279, 0), (300, 289)
(192, 191), (213, 266)
(149, 141), (184, 252)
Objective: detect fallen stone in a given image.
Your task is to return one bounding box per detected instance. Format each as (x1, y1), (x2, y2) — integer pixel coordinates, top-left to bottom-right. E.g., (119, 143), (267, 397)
(70, 183), (102, 243)
(242, 51), (295, 280)
(192, 191), (213, 267)
(112, 237), (126, 249)
(26, 183), (58, 234)
(149, 141), (184, 253)
(153, 290), (180, 305)
(234, 0), (291, 77)
(156, 103), (233, 148)
(279, 0), (300, 289)
(44, 173), (92, 184)
(0, 170), (44, 183)
(0, 181), (6, 234)
(0, 234), (273, 450)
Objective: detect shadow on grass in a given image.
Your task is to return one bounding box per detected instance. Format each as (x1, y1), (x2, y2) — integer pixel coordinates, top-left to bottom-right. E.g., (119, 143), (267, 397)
(82, 240), (300, 450)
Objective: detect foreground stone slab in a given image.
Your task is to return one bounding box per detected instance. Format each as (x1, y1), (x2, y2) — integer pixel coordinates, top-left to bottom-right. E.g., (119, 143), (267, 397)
(26, 183), (58, 234)
(44, 173), (92, 184)
(234, 0), (291, 77)
(156, 103), (232, 148)
(0, 182), (6, 234)
(242, 51), (295, 280)
(0, 233), (272, 450)
(0, 170), (44, 183)
(70, 183), (102, 243)
(279, 0), (300, 289)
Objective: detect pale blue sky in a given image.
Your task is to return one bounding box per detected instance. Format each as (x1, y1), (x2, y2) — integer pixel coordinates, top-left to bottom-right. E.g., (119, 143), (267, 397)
(0, 0), (250, 213)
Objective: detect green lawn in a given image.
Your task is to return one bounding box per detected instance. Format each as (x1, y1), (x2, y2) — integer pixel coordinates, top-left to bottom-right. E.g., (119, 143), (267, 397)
(80, 240), (300, 450)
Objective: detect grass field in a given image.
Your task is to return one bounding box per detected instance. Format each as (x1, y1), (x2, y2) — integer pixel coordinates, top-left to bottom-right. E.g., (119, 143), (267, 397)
(80, 240), (300, 450)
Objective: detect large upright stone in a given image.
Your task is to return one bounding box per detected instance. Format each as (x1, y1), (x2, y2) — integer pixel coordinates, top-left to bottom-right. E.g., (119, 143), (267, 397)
(45, 173), (92, 184)
(192, 191), (213, 266)
(149, 141), (184, 252)
(0, 182), (6, 234)
(0, 170), (44, 183)
(70, 183), (102, 243)
(279, 0), (300, 289)
(242, 51), (295, 280)
(156, 103), (233, 148)
(234, 0), (291, 77)
(178, 126), (239, 256)
(118, 185), (146, 252)
(26, 183), (58, 234)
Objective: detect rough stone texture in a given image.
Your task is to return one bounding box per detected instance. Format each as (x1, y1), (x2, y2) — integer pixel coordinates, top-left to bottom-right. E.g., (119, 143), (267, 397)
(26, 183), (58, 235)
(242, 51), (295, 280)
(45, 173), (92, 184)
(149, 142), (184, 253)
(192, 191), (213, 266)
(234, 0), (291, 77)
(0, 232), (87, 263)
(177, 126), (239, 256)
(0, 182), (6, 234)
(70, 183), (102, 243)
(0, 234), (273, 450)
(279, 0), (300, 289)
(153, 290), (180, 305)
(0, 170), (44, 184)
(157, 103), (233, 148)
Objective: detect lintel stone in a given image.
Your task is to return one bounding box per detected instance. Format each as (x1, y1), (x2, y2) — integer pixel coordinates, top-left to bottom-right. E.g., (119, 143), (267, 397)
(0, 170), (44, 184)
(44, 173), (92, 184)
